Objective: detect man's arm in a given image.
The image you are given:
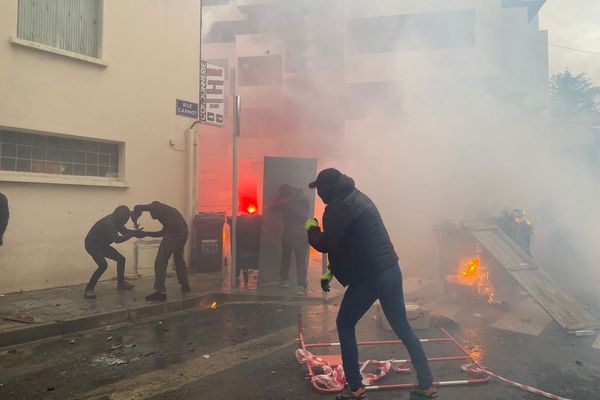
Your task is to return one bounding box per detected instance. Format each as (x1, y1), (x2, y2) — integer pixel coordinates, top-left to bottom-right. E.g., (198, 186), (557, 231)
(131, 203), (153, 227)
(141, 229), (165, 238)
(308, 204), (353, 253)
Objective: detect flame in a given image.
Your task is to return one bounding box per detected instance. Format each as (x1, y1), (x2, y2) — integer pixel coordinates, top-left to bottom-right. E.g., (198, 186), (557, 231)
(209, 301), (217, 310)
(460, 257), (480, 278)
(247, 204), (257, 214)
(458, 257), (497, 305)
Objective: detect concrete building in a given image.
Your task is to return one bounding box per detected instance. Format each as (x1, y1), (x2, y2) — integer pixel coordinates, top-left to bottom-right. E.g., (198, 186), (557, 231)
(0, 0), (200, 293)
(198, 0), (550, 213)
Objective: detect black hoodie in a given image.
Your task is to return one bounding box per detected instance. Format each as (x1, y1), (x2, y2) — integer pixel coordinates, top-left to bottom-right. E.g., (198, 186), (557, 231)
(308, 174), (399, 286)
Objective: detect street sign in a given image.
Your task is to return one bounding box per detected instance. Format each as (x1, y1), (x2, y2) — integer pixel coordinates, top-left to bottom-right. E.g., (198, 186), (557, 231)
(176, 99), (198, 119)
(200, 61), (225, 126)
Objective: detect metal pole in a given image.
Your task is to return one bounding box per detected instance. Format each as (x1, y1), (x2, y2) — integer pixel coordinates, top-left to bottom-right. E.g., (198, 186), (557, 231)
(231, 95), (241, 290)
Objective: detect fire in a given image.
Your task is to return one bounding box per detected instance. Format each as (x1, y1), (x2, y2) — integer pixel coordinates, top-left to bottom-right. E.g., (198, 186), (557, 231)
(246, 204), (257, 214)
(458, 257), (497, 305)
(209, 301), (217, 310)
(460, 257), (480, 279)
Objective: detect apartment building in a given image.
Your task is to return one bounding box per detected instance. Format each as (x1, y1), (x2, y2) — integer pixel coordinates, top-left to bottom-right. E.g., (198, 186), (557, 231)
(0, 0), (200, 292)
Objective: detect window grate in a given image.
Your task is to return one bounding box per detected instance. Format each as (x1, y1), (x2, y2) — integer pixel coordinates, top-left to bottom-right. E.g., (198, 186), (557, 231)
(0, 130), (120, 178)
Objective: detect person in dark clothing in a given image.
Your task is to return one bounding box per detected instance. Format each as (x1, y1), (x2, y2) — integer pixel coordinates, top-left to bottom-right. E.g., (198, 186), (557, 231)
(306, 168), (437, 400)
(270, 184), (310, 294)
(84, 206), (141, 299)
(132, 201), (190, 301)
(0, 193), (8, 247)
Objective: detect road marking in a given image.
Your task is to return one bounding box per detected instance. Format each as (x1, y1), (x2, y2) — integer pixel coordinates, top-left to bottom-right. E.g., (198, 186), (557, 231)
(492, 298), (552, 336)
(77, 326), (297, 400)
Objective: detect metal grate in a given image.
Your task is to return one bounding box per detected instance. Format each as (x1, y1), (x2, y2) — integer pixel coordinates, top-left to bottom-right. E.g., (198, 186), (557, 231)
(0, 130), (120, 178)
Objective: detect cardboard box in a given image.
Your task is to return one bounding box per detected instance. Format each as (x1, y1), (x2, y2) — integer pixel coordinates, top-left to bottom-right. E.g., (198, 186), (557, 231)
(375, 301), (430, 331)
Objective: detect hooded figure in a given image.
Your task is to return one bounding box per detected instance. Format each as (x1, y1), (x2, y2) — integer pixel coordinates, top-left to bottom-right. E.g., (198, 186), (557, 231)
(131, 201), (190, 301)
(83, 206), (142, 299)
(307, 169), (437, 400)
(270, 184), (310, 293)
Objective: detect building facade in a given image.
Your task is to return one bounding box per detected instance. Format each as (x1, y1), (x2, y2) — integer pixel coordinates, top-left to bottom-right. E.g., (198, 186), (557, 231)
(198, 0), (550, 213)
(0, 0), (200, 293)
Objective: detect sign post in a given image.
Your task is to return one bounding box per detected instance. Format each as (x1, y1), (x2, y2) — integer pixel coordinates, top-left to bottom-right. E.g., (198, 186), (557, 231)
(231, 95), (241, 291)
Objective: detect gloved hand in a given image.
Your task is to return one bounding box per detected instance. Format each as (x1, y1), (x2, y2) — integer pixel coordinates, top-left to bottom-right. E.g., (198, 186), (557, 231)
(305, 218), (319, 231)
(320, 270), (333, 292)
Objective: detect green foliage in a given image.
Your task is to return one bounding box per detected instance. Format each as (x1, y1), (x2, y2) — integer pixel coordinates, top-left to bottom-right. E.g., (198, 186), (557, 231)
(550, 70), (600, 120)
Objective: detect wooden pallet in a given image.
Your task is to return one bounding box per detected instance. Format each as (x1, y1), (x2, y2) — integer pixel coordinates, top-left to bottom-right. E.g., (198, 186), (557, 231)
(462, 220), (599, 334)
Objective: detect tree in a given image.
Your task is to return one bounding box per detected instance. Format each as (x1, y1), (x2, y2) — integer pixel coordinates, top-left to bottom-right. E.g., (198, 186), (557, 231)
(550, 70), (600, 120)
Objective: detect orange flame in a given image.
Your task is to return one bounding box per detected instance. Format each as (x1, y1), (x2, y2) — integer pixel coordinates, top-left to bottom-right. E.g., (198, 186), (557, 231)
(209, 301), (217, 310)
(458, 257), (497, 305)
(460, 257), (480, 279)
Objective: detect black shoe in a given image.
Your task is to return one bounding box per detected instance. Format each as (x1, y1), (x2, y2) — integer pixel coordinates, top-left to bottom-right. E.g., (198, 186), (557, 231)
(145, 291), (167, 301)
(410, 387), (439, 398)
(181, 284), (191, 293)
(336, 387), (368, 400)
(84, 288), (96, 299)
(117, 280), (135, 290)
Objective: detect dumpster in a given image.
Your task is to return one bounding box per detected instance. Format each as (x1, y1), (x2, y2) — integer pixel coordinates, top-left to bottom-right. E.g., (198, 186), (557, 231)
(192, 212), (225, 273)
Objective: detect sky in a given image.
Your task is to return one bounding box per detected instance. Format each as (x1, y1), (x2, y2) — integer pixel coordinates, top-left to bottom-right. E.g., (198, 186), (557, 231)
(539, 1), (600, 82)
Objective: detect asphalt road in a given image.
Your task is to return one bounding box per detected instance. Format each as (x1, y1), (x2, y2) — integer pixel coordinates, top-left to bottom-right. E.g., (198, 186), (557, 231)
(1, 300), (599, 400)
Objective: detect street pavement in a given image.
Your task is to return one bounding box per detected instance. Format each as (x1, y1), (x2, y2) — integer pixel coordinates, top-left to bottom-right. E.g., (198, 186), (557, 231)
(1, 292), (599, 400)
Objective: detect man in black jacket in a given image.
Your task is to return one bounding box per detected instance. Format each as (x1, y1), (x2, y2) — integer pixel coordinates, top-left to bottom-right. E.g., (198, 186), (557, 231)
(270, 184), (310, 294)
(132, 201), (190, 301)
(0, 192), (8, 247)
(306, 168), (437, 399)
(84, 206), (141, 299)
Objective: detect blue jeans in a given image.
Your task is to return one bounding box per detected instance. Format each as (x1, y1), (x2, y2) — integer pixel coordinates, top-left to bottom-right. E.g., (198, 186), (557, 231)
(336, 264), (434, 391)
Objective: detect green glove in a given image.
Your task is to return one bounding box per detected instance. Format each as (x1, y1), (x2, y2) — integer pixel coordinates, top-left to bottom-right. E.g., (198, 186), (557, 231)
(305, 218), (319, 231)
(320, 270), (333, 292)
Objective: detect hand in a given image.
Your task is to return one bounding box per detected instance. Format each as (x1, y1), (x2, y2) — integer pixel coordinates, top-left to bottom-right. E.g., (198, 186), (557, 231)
(134, 229), (145, 239)
(304, 218), (319, 231)
(320, 270), (333, 292)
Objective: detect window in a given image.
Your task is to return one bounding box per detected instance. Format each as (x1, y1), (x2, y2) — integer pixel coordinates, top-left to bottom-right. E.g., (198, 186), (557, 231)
(238, 55), (283, 86)
(0, 130), (120, 179)
(348, 10), (476, 54)
(17, 0), (101, 57)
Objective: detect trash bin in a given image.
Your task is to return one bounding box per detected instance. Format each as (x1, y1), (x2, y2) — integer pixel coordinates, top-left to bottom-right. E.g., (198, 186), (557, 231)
(228, 214), (262, 287)
(192, 212), (225, 273)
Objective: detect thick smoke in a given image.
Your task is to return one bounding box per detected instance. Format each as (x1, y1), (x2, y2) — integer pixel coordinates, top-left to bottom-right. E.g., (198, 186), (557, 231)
(203, 1), (600, 305)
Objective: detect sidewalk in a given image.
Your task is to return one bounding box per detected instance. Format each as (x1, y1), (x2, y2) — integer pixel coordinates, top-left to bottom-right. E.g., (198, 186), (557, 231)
(0, 271), (342, 348)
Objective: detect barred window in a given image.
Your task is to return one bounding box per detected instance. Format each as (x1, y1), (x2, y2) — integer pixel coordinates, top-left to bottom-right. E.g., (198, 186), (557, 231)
(17, 0), (101, 57)
(0, 130), (120, 178)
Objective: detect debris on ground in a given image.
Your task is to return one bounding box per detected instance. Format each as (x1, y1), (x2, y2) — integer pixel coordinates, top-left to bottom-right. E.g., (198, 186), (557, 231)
(202, 354), (210, 359)
(47, 386), (55, 391)
(576, 360), (583, 366)
(106, 336), (113, 341)
(3, 314), (34, 324)
(93, 355), (128, 366)
(69, 340), (75, 344)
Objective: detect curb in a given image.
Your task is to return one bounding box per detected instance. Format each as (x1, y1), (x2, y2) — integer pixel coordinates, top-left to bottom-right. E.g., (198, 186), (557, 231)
(0, 291), (336, 348)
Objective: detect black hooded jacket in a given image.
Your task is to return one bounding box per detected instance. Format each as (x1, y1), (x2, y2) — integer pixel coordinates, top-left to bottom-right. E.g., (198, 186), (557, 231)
(307, 174), (399, 286)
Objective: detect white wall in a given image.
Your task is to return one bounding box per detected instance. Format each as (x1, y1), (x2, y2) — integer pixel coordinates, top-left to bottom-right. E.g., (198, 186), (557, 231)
(0, 0), (200, 293)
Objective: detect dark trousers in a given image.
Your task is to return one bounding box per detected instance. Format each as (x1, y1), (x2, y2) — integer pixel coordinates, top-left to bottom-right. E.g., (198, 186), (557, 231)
(280, 238), (308, 287)
(85, 242), (126, 289)
(336, 265), (434, 391)
(154, 232), (189, 292)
